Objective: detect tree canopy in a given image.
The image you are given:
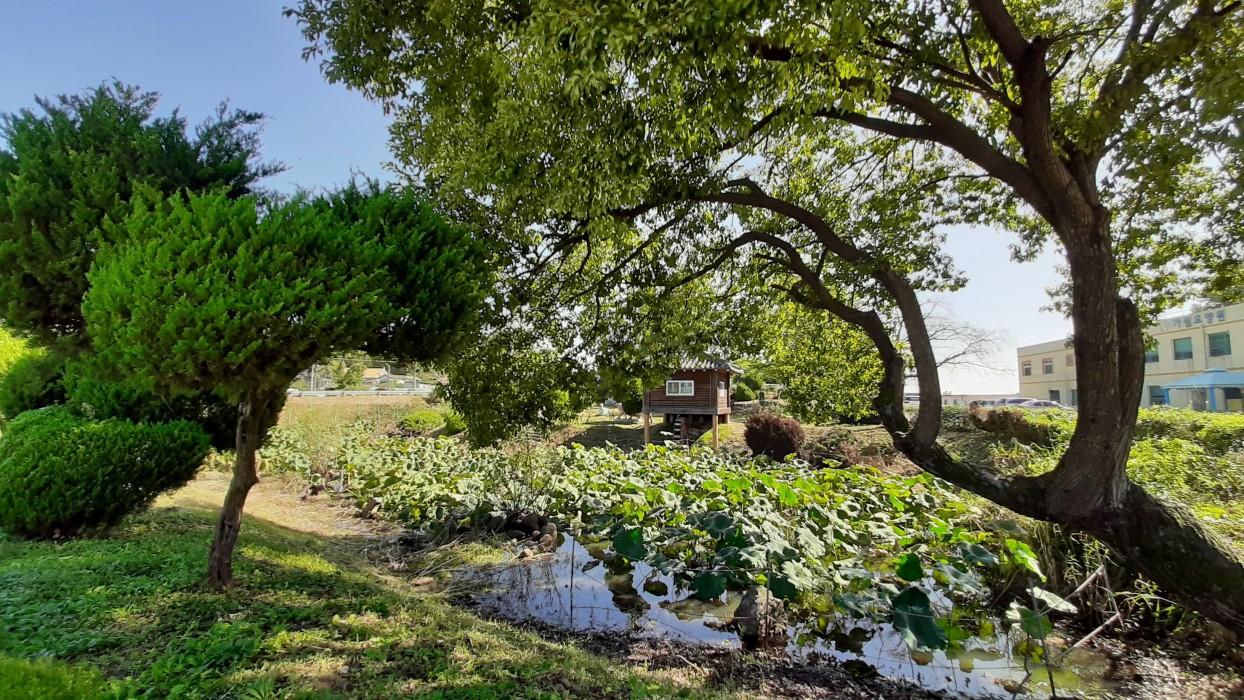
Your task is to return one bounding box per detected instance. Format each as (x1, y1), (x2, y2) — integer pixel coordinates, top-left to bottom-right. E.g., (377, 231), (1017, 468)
(0, 81), (282, 350)
(84, 183), (493, 585)
(294, 0), (1244, 631)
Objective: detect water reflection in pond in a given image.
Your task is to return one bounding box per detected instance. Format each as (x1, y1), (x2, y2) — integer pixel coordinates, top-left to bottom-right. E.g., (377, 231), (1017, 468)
(458, 536), (1117, 699)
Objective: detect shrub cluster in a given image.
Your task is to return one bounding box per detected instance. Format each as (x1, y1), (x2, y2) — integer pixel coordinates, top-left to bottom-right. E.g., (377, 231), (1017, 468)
(744, 412), (805, 460)
(731, 384), (756, 402)
(399, 409), (445, 434)
(443, 410), (467, 436)
(940, 405), (974, 432)
(0, 407), (210, 538)
(1135, 407), (1244, 455)
(967, 406), (1058, 445)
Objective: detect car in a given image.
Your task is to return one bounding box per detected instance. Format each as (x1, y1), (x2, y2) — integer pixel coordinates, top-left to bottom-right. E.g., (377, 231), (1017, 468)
(993, 397), (1040, 408)
(1015, 399), (1075, 410)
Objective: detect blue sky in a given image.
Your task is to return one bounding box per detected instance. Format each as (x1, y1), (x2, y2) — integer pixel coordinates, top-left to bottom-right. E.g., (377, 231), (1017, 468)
(1, 1), (1073, 393)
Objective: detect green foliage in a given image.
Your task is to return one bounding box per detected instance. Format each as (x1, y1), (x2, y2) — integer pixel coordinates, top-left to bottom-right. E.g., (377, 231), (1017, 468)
(731, 384), (756, 402)
(939, 405), (973, 433)
(767, 304), (885, 424)
(441, 329), (590, 447)
(84, 183), (491, 407)
(738, 374), (763, 392)
(442, 410), (467, 436)
(0, 657), (107, 699)
(1135, 407), (1244, 455)
(325, 358), (366, 390)
(967, 407), (1071, 446)
(0, 352), (66, 421)
(0, 407), (209, 538)
(694, 424), (734, 446)
(743, 412), (805, 461)
(400, 409), (445, 435)
(1128, 438), (1244, 503)
(61, 355), (238, 450)
(0, 325), (32, 379)
(0, 81), (281, 350)
(336, 437), (999, 647)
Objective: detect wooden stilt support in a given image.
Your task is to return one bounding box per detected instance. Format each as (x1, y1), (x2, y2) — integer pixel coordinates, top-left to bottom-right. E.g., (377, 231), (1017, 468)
(680, 416), (689, 445)
(712, 414), (720, 450)
(643, 412), (650, 444)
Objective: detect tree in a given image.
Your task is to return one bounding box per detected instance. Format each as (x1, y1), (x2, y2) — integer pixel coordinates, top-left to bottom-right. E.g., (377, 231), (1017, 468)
(0, 81), (282, 351)
(767, 303), (886, 424)
(84, 184), (491, 586)
(440, 328), (592, 447)
(326, 357), (366, 390)
(293, 0), (1244, 630)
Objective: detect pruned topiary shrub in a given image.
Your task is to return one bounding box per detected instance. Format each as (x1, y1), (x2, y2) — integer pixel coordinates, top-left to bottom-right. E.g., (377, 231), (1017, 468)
(732, 384), (756, 402)
(399, 409), (445, 435)
(0, 407), (210, 538)
(744, 412), (805, 460)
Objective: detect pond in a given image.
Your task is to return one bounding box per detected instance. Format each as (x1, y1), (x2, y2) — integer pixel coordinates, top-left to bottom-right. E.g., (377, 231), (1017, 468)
(457, 535), (1118, 699)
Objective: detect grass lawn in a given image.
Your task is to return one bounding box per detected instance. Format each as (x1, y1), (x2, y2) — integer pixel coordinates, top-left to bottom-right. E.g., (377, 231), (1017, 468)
(0, 473), (738, 700)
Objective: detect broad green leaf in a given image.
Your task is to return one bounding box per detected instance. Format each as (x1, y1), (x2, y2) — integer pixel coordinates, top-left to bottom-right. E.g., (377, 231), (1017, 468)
(1006, 602), (1053, 640)
(1004, 539), (1045, 580)
(891, 587), (948, 652)
(690, 571), (728, 601)
(896, 553), (924, 582)
(767, 574), (800, 601)
(612, 526), (647, 561)
(1030, 586), (1077, 614)
(959, 543), (999, 567)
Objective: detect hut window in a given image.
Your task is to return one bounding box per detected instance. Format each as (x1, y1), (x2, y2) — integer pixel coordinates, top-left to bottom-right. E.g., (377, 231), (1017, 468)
(666, 380), (695, 396)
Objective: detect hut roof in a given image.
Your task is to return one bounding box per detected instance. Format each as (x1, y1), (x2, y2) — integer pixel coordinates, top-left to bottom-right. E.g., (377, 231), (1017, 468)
(677, 356), (744, 375)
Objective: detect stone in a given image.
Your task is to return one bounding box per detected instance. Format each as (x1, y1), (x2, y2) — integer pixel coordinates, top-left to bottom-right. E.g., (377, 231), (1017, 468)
(539, 523), (557, 537)
(518, 548), (535, 559)
(734, 587), (787, 649)
(513, 512), (540, 534)
(538, 534), (556, 551)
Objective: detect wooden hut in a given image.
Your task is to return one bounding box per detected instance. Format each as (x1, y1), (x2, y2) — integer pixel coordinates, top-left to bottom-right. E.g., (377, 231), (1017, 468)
(642, 357), (743, 448)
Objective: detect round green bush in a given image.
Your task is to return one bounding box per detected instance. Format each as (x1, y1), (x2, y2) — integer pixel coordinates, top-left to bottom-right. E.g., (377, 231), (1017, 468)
(61, 357), (240, 450)
(0, 352), (67, 421)
(731, 384), (756, 402)
(0, 407), (210, 538)
(400, 409), (445, 434)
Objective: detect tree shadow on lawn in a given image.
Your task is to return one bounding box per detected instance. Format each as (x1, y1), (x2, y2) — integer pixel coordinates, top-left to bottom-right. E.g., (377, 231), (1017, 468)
(0, 504), (717, 700)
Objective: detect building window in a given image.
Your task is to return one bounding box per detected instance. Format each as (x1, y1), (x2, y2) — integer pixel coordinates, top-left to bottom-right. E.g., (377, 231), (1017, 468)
(1070, 389), (1078, 406)
(1065, 354), (1075, 367)
(1042, 358), (1054, 374)
(1173, 337), (1193, 361)
(1021, 361), (1032, 376)
(1209, 332), (1232, 358)
(1144, 348), (1159, 363)
(1148, 385), (1167, 406)
(665, 380), (694, 397)
(1049, 390), (1061, 403)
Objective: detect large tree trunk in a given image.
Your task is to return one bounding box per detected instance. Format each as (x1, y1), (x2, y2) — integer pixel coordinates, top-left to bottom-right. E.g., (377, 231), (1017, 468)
(207, 391), (277, 588)
(875, 202), (1244, 635)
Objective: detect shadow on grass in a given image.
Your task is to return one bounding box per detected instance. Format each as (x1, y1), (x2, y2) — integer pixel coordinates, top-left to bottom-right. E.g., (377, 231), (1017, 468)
(0, 504), (717, 700)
